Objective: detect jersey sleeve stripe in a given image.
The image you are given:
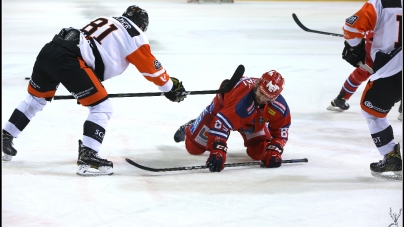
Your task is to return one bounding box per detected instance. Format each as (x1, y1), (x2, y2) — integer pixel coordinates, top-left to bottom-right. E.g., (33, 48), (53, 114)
(144, 72), (171, 87)
(157, 78), (173, 92)
(209, 130), (228, 139)
(216, 113), (234, 130)
(142, 68), (166, 77)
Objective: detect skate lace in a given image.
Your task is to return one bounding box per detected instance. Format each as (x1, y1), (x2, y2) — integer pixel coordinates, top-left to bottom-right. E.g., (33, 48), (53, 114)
(377, 160), (386, 167)
(378, 153), (401, 168)
(88, 149), (109, 162)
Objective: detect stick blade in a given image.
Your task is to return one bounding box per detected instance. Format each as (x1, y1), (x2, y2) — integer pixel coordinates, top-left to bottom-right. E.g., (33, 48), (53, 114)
(292, 13), (309, 31)
(292, 13), (344, 37)
(220, 64), (245, 93)
(125, 158), (159, 172)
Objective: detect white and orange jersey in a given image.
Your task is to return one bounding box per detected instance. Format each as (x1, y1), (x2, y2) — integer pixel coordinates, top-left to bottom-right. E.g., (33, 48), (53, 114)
(77, 16), (173, 92)
(343, 0), (402, 81)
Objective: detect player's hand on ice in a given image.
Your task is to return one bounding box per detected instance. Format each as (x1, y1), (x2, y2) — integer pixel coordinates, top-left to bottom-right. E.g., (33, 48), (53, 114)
(164, 77), (187, 103)
(342, 38), (366, 68)
(206, 142), (227, 172)
(260, 144), (283, 168)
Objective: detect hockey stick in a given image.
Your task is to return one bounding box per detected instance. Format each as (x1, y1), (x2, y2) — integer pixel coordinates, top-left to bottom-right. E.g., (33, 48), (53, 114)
(292, 13), (374, 74)
(53, 64), (245, 100)
(125, 158), (308, 172)
(292, 13), (343, 37)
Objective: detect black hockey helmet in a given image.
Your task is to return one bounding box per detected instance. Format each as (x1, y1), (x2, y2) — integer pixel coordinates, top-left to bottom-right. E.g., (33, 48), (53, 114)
(122, 5), (149, 32)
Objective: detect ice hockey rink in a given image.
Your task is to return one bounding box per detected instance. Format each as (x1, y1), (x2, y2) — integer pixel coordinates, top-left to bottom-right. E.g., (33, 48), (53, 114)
(2, 0), (403, 226)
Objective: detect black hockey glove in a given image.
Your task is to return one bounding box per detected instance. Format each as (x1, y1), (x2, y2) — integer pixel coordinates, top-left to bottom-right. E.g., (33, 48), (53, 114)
(164, 77), (187, 103)
(342, 39), (366, 68)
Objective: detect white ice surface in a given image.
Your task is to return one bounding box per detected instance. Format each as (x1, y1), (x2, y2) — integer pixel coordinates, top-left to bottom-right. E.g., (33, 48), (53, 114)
(2, 1), (403, 227)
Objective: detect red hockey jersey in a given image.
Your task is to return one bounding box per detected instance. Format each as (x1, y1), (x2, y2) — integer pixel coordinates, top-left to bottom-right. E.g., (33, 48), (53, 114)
(190, 77), (291, 150)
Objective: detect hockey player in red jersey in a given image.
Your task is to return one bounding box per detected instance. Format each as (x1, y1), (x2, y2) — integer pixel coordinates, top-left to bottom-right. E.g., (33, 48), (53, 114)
(174, 70), (291, 172)
(341, 0), (402, 180)
(1, 5), (188, 176)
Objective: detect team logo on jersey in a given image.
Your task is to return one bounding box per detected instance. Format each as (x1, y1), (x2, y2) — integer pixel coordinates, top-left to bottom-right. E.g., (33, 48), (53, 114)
(258, 117), (264, 125)
(345, 15), (358, 26)
(154, 60), (162, 70)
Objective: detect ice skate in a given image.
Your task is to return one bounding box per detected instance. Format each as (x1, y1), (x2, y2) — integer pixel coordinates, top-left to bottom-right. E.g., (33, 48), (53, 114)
(174, 119), (195, 143)
(2, 130), (17, 161)
(76, 140), (113, 176)
(327, 92), (350, 111)
(370, 143), (402, 180)
(398, 101), (402, 121)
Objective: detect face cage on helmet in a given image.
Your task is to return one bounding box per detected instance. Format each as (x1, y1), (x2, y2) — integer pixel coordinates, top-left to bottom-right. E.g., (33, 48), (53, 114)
(258, 86), (278, 102)
(258, 79), (280, 99)
(253, 84), (278, 106)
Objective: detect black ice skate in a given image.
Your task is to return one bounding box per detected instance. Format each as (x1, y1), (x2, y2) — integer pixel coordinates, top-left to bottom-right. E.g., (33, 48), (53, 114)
(2, 130), (17, 161)
(76, 140), (113, 176)
(174, 119), (196, 143)
(327, 92), (350, 111)
(370, 143), (402, 180)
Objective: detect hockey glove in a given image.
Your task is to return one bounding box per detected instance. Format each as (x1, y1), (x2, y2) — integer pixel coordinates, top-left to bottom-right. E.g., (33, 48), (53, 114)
(164, 77), (187, 103)
(260, 143), (283, 168)
(342, 39), (366, 68)
(206, 142), (227, 172)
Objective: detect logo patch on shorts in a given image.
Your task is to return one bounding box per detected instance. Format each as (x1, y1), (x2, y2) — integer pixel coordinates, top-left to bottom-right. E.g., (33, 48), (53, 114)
(345, 15), (358, 26)
(154, 60), (162, 70)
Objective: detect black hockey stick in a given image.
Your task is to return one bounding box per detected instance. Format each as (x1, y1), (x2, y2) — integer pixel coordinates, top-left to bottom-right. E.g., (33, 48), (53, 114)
(292, 13), (343, 37)
(125, 158), (308, 172)
(53, 64), (245, 100)
(292, 13), (374, 74)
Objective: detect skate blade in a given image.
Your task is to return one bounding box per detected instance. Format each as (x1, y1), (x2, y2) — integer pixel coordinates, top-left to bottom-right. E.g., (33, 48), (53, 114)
(76, 165), (114, 177)
(371, 170), (402, 181)
(2, 154), (13, 161)
(326, 105), (345, 112)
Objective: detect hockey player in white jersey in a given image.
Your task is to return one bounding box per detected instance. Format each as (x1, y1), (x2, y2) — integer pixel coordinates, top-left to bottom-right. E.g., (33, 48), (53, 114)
(341, 0), (402, 180)
(2, 5), (188, 176)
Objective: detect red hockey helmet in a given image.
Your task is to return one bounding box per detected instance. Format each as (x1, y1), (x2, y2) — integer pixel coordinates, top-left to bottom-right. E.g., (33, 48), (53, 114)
(257, 70), (284, 101)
